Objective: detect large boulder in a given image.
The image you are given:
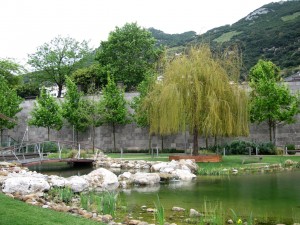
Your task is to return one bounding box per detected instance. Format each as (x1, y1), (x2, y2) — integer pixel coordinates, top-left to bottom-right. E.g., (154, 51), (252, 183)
(48, 175), (69, 188)
(2, 172), (50, 194)
(172, 169), (196, 181)
(131, 172), (160, 185)
(66, 176), (89, 192)
(84, 168), (119, 190)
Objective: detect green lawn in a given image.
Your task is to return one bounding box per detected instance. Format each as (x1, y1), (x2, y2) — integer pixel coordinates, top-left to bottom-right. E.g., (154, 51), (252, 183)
(0, 193), (103, 225)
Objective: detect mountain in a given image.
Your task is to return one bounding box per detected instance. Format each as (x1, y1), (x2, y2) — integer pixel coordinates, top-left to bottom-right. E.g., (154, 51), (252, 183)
(149, 0), (300, 78)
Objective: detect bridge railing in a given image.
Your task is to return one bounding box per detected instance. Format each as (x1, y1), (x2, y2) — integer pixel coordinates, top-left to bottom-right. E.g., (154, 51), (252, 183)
(0, 140), (102, 163)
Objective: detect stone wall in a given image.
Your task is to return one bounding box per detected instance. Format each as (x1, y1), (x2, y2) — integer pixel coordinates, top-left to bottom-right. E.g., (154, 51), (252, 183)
(6, 81), (300, 150)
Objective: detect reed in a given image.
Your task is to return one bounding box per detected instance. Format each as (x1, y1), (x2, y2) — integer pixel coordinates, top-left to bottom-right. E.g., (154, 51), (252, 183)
(154, 195), (165, 225)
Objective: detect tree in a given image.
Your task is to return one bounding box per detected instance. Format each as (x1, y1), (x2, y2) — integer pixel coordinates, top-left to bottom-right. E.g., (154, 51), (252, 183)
(62, 77), (90, 145)
(96, 22), (162, 90)
(99, 75), (130, 151)
(71, 64), (107, 93)
(28, 36), (91, 97)
(0, 76), (23, 143)
(28, 87), (63, 140)
(143, 45), (249, 155)
(0, 58), (23, 87)
(131, 72), (157, 150)
(249, 59), (300, 144)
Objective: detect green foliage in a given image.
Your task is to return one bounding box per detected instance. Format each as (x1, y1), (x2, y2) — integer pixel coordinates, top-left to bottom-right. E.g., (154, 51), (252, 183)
(0, 58), (23, 87)
(96, 22), (162, 90)
(164, 1), (300, 77)
(154, 196), (165, 225)
(28, 36), (91, 97)
(225, 140), (257, 155)
(131, 72), (156, 128)
(249, 60), (300, 143)
(149, 28), (197, 47)
(71, 64), (107, 93)
(256, 142), (276, 155)
(144, 45), (249, 155)
(0, 76), (23, 136)
(49, 187), (74, 204)
(62, 77), (90, 134)
(28, 87), (63, 140)
(213, 31), (243, 43)
(15, 83), (40, 98)
(99, 75), (130, 150)
(0, 192), (102, 225)
(102, 191), (118, 217)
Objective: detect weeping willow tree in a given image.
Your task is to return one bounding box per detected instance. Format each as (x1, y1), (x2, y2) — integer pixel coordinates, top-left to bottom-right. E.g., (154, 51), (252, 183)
(143, 45), (249, 155)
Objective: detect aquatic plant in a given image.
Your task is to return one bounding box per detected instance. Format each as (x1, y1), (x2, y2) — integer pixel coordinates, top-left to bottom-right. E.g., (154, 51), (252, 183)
(49, 187), (74, 204)
(154, 195), (165, 225)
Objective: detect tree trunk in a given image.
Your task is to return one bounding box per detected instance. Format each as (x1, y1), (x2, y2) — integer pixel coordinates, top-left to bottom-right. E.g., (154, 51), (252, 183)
(76, 130), (79, 149)
(0, 129), (3, 146)
(192, 126), (199, 156)
(161, 135), (164, 152)
(92, 125), (95, 153)
(47, 127), (50, 141)
(272, 123), (276, 145)
(57, 84), (63, 98)
(112, 123), (116, 152)
(148, 133), (152, 154)
(268, 119), (272, 143)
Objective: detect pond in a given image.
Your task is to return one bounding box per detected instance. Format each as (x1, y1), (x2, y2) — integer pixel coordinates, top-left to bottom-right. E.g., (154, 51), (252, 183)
(29, 163), (300, 224)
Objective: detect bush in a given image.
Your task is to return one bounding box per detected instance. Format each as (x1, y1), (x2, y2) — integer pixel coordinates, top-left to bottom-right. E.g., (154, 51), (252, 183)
(286, 144), (296, 155)
(256, 142), (276, 155)
(225, 140), (256, 155)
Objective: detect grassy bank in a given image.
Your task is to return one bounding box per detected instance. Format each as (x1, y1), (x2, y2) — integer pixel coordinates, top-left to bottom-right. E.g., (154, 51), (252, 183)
(0, 193), (103, 225)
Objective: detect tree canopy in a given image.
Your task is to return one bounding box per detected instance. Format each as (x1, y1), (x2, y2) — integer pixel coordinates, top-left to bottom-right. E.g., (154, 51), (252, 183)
(28, 87), (63, 140)
(143, 45), (249, 155)
(28, 36), (91, 97)
(249, 59), (300, 143)
(0, 58), (23, 87)
(0, 76), (23, 142)
(96, 22), (162, 90)
(99, 75), (130, 151)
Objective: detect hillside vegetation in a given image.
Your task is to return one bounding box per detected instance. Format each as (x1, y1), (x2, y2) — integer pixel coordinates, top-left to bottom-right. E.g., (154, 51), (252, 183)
(149, 0), (300, 78)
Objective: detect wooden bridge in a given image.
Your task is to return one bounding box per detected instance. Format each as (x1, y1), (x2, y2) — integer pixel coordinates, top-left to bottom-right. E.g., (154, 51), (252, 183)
(0, 139), (99, 167)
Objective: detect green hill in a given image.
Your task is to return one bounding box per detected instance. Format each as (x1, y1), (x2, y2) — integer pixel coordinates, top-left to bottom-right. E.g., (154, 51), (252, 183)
(149, 0), (300, 78)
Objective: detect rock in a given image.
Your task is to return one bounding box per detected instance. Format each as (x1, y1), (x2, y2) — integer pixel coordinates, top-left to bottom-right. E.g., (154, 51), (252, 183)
(227, 219), (234, 224)
(0, 170), (9, 176)
(2, 175), (50, 194)
(42, 205), (49, 209)
(118, 172), (132, 180)
(171, 169), (196, 181)
(146, 208), (156, 213)
(137, 222), (149, 225)
(48, 175), (69, 188)
(131, 172), (160, 185)
(128, 220), (141, 225)
(84, 168), (119, 189)
(66, 176), (88, 192)
(172, 206), (185, 211)
(102, 214), (113, 223)
(189, 208), (202, 217)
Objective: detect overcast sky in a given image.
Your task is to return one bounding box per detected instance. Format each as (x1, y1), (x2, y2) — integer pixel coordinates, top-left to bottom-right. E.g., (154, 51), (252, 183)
(0, 0), (281, 64)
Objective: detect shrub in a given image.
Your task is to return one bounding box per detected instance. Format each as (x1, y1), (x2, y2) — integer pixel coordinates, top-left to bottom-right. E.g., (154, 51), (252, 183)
(257, 142), (276, 155)
(225, 140), (256, 155)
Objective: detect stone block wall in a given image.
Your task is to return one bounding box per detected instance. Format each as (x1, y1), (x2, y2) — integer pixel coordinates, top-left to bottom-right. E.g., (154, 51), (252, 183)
(6, 82), (300, 150)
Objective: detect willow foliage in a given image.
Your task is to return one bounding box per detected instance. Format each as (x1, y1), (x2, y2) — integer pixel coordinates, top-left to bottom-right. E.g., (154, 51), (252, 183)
(144, 45), (249, 143)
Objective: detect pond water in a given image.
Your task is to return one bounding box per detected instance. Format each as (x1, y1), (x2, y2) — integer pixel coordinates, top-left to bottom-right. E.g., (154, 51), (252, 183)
(29, 163), (300, 224)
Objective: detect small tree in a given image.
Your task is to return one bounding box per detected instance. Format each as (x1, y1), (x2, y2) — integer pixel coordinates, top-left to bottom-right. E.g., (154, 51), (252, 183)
(249, 59), (300, 144)
(28, 87), (63, 140)
(0, 76), (23, 144)
(99, 75), (130, 151)
(62, 77), (90, 146)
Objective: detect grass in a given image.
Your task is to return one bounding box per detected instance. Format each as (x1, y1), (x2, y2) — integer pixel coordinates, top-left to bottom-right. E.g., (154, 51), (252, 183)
(0, 192), (103, 225)
(213, 31), (243, 43)
(281, 11), (300, 21)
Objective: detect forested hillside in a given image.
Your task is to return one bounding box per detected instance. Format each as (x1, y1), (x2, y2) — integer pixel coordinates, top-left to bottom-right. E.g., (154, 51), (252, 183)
(149, 0), (300, 78)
